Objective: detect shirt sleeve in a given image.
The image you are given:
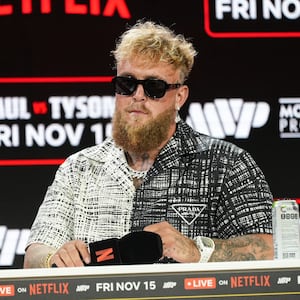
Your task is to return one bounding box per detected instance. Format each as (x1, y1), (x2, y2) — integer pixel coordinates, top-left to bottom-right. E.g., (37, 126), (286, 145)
(216, 150), (273, 238)
(26, 157), (76, 249)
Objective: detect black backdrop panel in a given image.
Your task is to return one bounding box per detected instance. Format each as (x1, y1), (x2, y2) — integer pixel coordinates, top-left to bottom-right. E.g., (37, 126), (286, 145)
(0, 0), (299, 268)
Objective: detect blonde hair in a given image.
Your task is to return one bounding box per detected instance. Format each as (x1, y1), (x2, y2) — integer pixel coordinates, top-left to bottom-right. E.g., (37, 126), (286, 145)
(112, 20), (197, 82)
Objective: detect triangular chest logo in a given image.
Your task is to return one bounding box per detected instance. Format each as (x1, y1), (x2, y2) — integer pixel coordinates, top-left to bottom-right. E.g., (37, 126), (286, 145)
(171, 204), (206, 226)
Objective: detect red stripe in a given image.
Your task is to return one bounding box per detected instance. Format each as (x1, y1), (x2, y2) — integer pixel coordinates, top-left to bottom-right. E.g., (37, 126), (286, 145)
(0, 76), (113, 83)
(0, 159), (65, 166)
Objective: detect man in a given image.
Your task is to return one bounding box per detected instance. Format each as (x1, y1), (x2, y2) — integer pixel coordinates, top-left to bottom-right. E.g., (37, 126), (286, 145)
(24, 21), (273, 268)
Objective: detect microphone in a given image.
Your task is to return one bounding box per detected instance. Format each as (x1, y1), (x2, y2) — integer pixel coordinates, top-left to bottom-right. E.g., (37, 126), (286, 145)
(88, 231), (163, 266)
(119, 231), (163, 264)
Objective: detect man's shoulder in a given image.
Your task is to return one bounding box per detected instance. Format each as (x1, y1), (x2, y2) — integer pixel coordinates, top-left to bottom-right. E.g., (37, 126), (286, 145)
(177, 121), (244, 156)
(64, 138), (121, 166)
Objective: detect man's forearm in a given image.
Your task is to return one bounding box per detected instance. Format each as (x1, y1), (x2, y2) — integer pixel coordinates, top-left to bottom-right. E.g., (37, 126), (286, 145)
(23, 243), (56, 268)
(210, 234), (274, 262)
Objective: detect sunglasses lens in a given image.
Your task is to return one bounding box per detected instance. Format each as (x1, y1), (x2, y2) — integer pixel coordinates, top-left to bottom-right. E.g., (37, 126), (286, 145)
(113, 77), (136, 95)
(144, 79), (167, 99)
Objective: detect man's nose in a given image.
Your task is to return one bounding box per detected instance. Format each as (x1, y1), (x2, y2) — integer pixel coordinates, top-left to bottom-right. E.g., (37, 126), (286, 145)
(132, 84), (146, 101)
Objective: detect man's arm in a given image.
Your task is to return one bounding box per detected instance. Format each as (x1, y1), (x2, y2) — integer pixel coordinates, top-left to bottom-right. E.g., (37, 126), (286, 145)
(211, 233), (273, 261)
(144, 221), (273, 263)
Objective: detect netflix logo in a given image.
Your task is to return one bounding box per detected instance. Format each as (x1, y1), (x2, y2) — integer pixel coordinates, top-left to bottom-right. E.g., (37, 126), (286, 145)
(0, 0), (131, 19)
(184, 277), (216, 290)
(230, 275), (271, 288)
(29, 282), (69, 296)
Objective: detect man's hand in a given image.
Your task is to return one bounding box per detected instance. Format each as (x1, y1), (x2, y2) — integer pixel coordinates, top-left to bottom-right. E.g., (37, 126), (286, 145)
(50, 240), (91, 267)
(24, 240), (91, 268)
(144, 221), (200, 263)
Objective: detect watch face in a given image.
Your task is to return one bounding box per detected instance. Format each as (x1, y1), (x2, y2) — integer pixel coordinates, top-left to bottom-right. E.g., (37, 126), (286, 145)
(195, 237), (215, 263)
(202, 237), (214, 248)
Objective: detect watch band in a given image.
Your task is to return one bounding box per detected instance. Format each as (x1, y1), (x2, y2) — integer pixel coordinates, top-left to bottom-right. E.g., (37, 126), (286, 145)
(194, 236), (215, 263)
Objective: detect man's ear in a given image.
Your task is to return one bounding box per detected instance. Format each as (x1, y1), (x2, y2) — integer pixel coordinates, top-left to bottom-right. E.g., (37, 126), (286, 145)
(176, 85), (189, 109)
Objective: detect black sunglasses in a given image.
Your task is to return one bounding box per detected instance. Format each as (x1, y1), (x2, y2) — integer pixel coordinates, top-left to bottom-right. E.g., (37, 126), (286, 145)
(112, 76), (182, 99)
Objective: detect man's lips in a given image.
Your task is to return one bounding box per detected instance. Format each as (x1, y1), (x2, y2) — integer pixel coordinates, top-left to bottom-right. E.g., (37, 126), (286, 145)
(126, 106), (149, 114)
(128, 110), (147, 114)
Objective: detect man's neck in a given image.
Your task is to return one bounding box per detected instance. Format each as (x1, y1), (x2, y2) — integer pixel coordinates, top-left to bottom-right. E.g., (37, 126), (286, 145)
(125, 123), (177, 171)
(126, 150), (157, 171)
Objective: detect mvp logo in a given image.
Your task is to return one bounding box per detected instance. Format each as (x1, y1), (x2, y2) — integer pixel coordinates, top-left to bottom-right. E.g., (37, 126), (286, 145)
(187, 98), (270, 139)
(96, 248), (115, 262)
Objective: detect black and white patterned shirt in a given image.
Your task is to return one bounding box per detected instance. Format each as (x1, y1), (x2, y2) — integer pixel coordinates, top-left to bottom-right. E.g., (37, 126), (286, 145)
(27, 121), (273, 249)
